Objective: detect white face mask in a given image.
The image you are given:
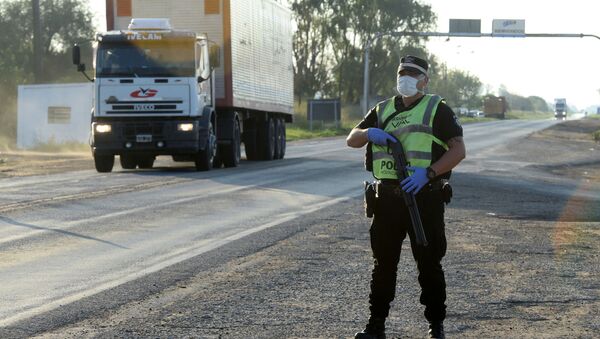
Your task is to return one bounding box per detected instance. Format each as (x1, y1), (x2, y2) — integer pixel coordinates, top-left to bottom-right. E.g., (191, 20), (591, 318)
(397, 75), (424, 97)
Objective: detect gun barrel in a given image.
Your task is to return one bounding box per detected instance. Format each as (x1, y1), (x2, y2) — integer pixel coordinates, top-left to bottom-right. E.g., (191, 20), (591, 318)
(387, 139), (428, 246)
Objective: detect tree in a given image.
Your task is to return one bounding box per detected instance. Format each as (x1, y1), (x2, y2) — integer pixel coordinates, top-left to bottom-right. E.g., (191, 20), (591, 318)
(428, 65), (482, 109)
(291, 0), (435, 105)
(291, 0), (332, 103)
(0, 0), (95, 143)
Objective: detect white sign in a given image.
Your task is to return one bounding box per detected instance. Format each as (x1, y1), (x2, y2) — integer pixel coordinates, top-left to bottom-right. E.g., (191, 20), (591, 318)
(17, 83), (93, 149)
(492, 19), (525, 37)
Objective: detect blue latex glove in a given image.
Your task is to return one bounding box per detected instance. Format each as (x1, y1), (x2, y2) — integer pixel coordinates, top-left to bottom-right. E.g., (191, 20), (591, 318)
(401, 166), (429, 195)
(367, 128), (396, 146)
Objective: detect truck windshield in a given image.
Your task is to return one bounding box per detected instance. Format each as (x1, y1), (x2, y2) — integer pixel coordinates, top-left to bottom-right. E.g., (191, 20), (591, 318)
(96, 40), (194, 77)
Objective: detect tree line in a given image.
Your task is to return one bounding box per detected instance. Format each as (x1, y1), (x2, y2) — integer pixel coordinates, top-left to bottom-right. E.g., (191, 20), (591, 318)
(291, 0), (551, 114)
(0, 0), (94, 143)
(0, 0), (552, 145)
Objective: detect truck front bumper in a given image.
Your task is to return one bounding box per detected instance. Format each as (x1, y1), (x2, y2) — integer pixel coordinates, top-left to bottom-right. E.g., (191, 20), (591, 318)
(91, 119), (208, 156)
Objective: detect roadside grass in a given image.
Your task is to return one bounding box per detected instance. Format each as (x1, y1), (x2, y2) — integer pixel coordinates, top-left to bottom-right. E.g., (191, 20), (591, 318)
(288, 100), (362, 140)
(289, 99), (556, 139)
(505, 110), (554, 120)
(590, 115), (600, 141)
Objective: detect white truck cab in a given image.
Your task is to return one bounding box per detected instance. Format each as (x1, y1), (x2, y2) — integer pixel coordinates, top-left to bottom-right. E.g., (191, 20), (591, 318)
(75, 3), (294, 173)
(74, 18), (217, 172)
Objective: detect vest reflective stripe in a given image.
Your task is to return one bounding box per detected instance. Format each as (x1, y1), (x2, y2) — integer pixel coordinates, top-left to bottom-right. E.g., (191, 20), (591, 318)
(372, 151), (393, 162)
(371, 94), (447, 179)
(406, 150), (432, 160)
(373, 150), (431, 161)
(422, 95), (441, 125)
(376, 99), (396, 128)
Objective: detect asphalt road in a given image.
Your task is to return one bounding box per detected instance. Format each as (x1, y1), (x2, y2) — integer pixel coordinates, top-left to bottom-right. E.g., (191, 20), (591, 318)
(0, 118), (573, 335)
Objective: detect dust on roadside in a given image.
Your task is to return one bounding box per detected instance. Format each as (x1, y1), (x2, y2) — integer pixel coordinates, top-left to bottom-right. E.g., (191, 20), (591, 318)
(0, 151), (92, 178)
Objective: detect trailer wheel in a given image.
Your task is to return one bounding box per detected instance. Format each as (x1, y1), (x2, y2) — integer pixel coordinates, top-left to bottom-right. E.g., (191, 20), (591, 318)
(258, 117), (275, 161)
(221, 117), (241, 167)
(195, 121), (216, 171)
(278, 119), (286, 159)
(94, 154), (114, 173)
(273, 118), (282, 159)
(243, 119), (258, 161)
(119, 155), (137, 169)
(137, 156), (155, 169)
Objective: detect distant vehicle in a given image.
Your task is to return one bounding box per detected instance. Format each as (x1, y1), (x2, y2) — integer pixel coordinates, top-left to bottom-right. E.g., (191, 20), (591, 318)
(467, 110), (481, 118)
(483, 95), (507, 119)
(596, 107), (600, 115)
(456, 107), (469, 116)
(554, 98), (567, 120)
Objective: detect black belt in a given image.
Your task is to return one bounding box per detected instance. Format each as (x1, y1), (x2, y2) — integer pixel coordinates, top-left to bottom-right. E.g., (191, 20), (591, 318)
(376, 179), (445, 194)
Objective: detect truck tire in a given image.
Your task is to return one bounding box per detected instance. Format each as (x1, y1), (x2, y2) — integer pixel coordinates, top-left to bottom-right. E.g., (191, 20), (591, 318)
(273, 118), (282, 159)
(243, 119), (258, 161)
(94, 154), (114, 173)
(258, 117), (275, 161)
(221, 117), (241, 167)
(278, 119), (286, 159)
(137, 156), (155, 169)
(195, 121), (216, 171)
(119, 155), (137, 169)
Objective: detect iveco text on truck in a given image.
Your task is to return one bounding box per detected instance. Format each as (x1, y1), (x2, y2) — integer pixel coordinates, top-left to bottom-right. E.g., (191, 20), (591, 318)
(73, 0), (293, 172)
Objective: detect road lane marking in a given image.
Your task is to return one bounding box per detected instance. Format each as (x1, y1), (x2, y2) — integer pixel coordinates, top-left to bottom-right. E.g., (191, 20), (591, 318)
(0, 193), (356, 326)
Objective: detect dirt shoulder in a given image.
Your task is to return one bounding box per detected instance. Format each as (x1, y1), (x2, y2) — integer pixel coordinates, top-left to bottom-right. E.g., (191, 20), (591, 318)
(0, 151), (92, 178)
(525, 118), (600, 182)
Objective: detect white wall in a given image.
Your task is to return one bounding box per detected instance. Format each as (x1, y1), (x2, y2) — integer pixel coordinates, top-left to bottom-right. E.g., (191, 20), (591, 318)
(17, 83), (94, 149)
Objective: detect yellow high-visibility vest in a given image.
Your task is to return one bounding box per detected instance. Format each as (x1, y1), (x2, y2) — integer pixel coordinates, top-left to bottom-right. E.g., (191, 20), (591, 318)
(371, 94), (449, 179)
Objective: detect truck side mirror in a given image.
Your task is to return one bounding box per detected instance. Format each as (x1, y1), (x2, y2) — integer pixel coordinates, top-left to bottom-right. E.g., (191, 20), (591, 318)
(72, 44), (81, 65)
(209, 44), (220, 69)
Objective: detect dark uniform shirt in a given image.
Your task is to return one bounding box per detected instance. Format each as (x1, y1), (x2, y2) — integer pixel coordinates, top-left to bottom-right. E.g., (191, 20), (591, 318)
(358, 95), (463, 179)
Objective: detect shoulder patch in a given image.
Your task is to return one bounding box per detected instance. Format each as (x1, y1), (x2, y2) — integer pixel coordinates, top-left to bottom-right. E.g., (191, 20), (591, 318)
(453, 114), (462, 128)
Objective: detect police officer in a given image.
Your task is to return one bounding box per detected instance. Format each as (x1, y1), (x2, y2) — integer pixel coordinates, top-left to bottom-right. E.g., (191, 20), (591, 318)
(346, 55), (466, 339)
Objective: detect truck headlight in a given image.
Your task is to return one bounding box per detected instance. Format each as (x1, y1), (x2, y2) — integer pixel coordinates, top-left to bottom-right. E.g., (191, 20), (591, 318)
(177, 123), (194, 132)
(95, 124), (112, 133)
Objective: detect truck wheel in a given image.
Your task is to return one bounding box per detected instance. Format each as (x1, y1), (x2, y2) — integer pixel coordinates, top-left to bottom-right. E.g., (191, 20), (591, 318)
(119, 155), (137, 169)
(137, 156), (155, 169)
(94, 154), (114, 173)
(274, 118), (282, 159)
(195, 121), (216, 171)
(243, 119), (258, 161)
(278, 119), (286, 159)
(258, 117), (275, 161)
(221, 117), (241, 167)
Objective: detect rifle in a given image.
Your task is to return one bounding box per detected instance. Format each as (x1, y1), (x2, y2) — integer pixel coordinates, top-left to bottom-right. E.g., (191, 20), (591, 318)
(387, 138), (428, 247)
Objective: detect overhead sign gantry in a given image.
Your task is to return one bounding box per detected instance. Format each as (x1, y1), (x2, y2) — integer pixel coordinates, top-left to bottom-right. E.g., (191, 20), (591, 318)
(362, 19), (600, 113)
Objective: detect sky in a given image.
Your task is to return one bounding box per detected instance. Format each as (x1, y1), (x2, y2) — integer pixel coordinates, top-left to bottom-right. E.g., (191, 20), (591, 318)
(88, 0), (600, 110)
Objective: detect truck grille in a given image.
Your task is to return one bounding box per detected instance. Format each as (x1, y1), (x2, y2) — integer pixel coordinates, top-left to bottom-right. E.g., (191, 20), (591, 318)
(123, 122), (165, 139)
(107, 100), (184, 114)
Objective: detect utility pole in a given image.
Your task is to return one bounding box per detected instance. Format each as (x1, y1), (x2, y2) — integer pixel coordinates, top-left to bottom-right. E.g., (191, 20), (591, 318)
(32, 0), (43, 83)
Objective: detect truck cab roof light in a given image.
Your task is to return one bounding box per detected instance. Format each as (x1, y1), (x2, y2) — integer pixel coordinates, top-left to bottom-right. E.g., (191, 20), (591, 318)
(128, 18), (172, 31)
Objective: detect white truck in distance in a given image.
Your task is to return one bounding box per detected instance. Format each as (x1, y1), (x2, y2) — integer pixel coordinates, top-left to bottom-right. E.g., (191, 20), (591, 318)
(73, 2), (293, 172)
(554, 98), (567, 120)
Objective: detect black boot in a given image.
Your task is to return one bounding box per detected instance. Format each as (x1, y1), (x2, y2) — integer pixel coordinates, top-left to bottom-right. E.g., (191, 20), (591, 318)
(355, 316), (386, 339)
(428, 321), (445, 339)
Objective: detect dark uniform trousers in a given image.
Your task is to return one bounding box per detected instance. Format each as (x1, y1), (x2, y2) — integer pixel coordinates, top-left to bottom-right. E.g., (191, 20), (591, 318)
(369, 185), (447, 322)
